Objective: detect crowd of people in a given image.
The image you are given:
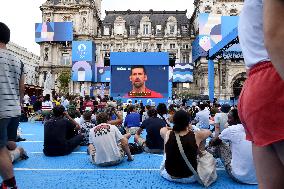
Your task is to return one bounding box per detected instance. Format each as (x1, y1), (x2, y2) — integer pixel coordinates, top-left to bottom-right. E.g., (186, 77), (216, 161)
(2, 0), (284, 187)
(17, 92), (259, 187)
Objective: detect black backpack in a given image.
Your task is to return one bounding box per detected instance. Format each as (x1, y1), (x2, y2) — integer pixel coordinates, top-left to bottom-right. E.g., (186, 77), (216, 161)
(128, 143), (143, 154)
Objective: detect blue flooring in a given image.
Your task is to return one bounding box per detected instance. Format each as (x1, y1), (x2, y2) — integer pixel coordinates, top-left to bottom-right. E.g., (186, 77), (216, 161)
(14, 122), (258, 189)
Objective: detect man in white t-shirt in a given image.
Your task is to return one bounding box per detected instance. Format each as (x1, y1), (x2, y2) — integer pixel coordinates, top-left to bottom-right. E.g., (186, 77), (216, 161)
(209, 109), (257, 184)
(214, 104), (231, 137)
(88, 112), (133, 166)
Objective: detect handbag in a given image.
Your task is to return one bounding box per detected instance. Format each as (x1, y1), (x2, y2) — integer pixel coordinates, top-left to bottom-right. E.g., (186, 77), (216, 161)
(175, 132), (217, 187)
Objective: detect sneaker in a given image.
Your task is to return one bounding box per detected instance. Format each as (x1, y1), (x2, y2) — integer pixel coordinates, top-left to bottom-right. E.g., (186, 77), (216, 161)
(1, 182), (17, 189)
(16, 137), (26, 142)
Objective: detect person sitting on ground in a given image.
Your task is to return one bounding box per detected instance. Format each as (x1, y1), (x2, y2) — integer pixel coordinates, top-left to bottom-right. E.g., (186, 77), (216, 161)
(214, 104), (231, 137)
(160, 110), (212, 183)
(209, 109), (257, 184)
(193, 103), (210, 129)
(33, 96), (43, 114)
(83, 95), (94, 112)
(41, 94), (53, 122)
(142, 105), (151, 122)
(80, 111), (96, 146)
(88, 112), (134, 166)
(157, 103), (171, 127)
(135, 109), (167, 154)
(124, 105), (141, 135)
(43, 105), (83, 156)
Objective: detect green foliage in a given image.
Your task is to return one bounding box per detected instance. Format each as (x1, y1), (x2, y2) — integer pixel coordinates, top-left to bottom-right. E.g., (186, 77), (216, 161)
(57, 71), (71, 93)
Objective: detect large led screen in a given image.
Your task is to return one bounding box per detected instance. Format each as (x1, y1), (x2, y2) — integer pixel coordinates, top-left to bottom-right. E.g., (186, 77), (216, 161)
(111, 65), (168, 99)
(35, 22), (73, 42)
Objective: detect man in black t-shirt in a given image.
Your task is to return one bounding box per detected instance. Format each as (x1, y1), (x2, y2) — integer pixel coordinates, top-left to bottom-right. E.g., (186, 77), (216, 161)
(134, 109), (166, 154)
(43, 105), (83, 156)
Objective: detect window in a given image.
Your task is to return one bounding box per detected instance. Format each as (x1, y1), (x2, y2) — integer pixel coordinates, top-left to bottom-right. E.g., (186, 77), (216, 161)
(143, 43), (149, 50)
(169, 25), (175, 34)
(170, 44), (175, 49)
(181, 25), (188, 34)
(115, 24), (123, 35)
(130, 26), (135, 36)
(157, 43), (162, 49)
(156, 25), (162, 35)
(104, 26), (110, 35)
(116, 44), (122, 49)
(61, 53), (71, 65)
(63, 16), (71, 22)
(103, 44), (109, 50)
(44, 47), (49, 61)
(183, 44), (189, 49)
(143, 24), (149, 35)
(182, 54), (189, 63)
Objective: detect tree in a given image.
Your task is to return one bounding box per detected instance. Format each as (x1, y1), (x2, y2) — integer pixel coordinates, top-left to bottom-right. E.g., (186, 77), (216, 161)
(57, 71), (71, 94)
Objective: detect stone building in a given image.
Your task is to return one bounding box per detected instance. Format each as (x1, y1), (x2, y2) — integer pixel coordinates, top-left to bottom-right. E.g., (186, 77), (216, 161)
(39, 0), (101, 95)
(38, 0), (246, 99)
(188, 0), (246, 100)
(7, 42), (41, 95)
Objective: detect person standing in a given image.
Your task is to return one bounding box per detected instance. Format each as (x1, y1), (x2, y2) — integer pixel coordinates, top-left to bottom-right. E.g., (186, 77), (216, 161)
(238, 0), (284, 188)
(0, 22), (25, 189)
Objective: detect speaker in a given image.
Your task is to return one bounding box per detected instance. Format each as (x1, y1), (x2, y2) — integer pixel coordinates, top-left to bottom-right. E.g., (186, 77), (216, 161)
(169, 59), (175, 67)
(104, 52), (110, 67)
(169, 54), (176, 67)
(104, 57), (110, 67)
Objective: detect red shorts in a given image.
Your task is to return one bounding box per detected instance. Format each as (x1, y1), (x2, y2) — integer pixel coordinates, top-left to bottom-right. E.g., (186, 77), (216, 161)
(238, 61), (284, 146)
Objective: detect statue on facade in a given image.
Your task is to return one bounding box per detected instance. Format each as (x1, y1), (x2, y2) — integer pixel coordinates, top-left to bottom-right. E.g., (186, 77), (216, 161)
(43, 71), (53, 96)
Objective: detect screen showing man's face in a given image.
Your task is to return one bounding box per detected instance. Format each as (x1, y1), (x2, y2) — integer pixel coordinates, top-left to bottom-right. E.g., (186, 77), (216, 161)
(129, 68), (148, 88)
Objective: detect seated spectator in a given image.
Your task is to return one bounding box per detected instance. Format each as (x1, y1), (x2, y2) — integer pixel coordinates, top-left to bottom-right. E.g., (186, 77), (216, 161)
(214, 104), (231, 137)
(157, 103), (171, 127)
(43, 105), (83, 156)
(80, 111), (96, 146)
(124, 105), (141, 135)
(88, 112), (133, 166)
(83, 95), (94, 112)
(135, 109), (166, 154)
(194, 103), (210, 129)
(33, 96), (43, 114)
(160, 110), (211, 183)
(142, 105), (151, 122)
(209, 109), (257, 184)
(41, 94), (53, 122)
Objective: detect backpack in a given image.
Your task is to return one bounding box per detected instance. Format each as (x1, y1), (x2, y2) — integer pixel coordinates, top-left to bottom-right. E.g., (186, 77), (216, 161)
(128, 143), (143, 154)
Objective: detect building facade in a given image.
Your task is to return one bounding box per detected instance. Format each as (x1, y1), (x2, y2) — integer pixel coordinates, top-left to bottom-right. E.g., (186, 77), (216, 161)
(39, 0), (101, 95)
(7, 42), (41, 95)
(38, 0), (246, 100)
(188, 0), (246, 100)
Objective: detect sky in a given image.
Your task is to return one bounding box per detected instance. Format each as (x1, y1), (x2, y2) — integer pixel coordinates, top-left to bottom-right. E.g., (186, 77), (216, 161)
(0, 0), (194, 56)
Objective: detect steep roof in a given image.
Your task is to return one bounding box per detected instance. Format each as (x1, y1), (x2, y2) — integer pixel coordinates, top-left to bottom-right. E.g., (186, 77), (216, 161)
(103, 10), (189, 27)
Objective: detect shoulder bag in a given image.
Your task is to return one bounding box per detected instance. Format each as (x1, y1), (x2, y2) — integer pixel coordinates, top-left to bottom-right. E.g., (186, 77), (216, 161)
(175, 132), (217, 187)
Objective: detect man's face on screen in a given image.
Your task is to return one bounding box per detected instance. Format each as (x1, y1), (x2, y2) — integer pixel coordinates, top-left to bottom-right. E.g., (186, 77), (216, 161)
(130, 68), (147, 88)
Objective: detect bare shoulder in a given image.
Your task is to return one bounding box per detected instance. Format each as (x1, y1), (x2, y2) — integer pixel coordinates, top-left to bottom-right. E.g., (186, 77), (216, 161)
(195, 129), (211, 141)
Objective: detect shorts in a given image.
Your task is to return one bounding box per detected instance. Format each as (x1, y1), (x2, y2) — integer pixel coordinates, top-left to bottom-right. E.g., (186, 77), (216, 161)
(136, 137), (163, 154)
(160, 155), (196, 184)
(238, 61), (284, 146)
(127, 127), (140, 135)
(90, 144), (125, 166)
(0, 117), (20, 148)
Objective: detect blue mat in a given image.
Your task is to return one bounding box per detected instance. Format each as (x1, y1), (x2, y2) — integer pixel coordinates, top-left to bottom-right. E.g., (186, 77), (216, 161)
(14, 122), (258, 189)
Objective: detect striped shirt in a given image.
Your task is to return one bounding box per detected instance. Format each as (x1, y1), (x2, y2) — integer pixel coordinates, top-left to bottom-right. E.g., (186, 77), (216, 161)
(0, 48), (23, 119)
